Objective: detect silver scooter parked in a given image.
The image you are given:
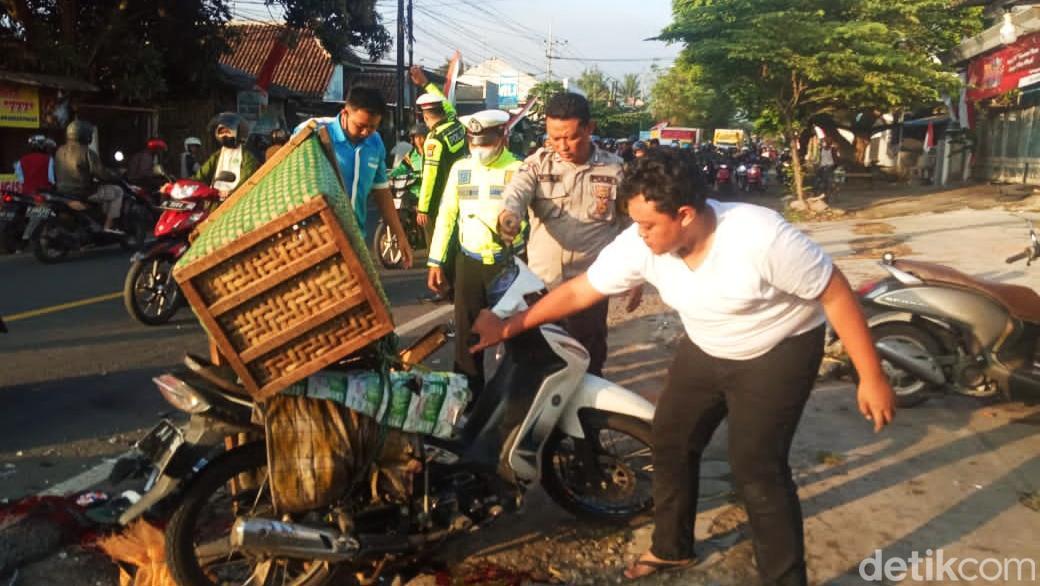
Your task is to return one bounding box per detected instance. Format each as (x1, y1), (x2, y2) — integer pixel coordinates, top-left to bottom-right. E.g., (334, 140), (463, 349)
(858, 220), (1040, 407)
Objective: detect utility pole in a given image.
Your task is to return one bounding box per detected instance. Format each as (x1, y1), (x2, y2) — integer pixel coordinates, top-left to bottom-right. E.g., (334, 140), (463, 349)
(544, 23), (566, 83)
(396, 0), (405, 138)
(407, 0), (414, 69)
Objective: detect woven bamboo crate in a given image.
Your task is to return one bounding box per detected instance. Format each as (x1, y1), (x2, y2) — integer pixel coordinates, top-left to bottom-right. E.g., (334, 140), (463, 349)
(172, 122), (393, 401)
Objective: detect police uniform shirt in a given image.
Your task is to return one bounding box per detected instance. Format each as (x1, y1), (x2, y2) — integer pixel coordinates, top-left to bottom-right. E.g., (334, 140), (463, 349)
(501, 145), (625, 287)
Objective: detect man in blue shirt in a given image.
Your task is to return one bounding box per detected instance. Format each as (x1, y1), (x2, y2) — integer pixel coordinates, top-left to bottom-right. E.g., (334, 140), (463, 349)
(296, 86), (413, 268)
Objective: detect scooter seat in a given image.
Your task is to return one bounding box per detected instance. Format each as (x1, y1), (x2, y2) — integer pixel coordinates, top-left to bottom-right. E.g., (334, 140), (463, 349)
(183, 353), (248, 395)
(893, 259), (1040, 323)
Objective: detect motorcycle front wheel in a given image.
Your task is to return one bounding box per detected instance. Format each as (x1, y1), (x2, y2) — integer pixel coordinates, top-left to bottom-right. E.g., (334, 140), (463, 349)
(540, 411), (654, 523)
(372, 220), (406, 269)
(166, 443), (346, 586)
(31, 218), (70, 263)
(123, 255), (181, 325)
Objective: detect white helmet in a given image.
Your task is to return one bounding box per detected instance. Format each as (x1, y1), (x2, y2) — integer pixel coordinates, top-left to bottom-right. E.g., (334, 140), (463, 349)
(184, 136), (202, 149)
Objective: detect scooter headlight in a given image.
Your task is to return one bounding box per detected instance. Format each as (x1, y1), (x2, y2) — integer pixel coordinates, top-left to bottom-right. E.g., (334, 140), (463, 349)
(153, 374), (211, 414)
(171, 184), (199, 200)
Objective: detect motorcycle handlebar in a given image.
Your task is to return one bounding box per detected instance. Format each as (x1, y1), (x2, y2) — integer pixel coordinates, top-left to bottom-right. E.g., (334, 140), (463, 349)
(1005, 248), (1030, 264)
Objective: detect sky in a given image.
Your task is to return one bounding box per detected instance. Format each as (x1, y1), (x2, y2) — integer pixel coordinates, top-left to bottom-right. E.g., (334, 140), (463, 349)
(230, 0), (683, 90)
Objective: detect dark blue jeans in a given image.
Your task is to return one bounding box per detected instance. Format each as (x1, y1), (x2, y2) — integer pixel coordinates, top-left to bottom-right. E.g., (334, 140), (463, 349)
(650, 325), (825, 586)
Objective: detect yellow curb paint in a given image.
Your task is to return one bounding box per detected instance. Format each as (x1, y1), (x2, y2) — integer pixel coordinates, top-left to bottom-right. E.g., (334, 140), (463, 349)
(6, 292), (122, 322)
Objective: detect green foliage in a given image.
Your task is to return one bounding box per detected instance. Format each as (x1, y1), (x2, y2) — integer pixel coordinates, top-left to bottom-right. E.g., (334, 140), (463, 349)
(650, 59), (734, 129)
(526, 80), (565, 117)
(0, 0), (390, 103)
(278, 0), (391, 64)
(619, 73), (641, 105)
(577, 67), (611, 106)
(659, 0), (984, 199)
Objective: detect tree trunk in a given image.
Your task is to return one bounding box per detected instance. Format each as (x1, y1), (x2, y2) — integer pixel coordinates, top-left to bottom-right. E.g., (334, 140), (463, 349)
(58, 0), (77, 46)
(788, 131), (807, 204)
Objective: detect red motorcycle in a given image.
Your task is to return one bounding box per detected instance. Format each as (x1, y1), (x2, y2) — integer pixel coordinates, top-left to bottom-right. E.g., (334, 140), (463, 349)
(744, 163), (764, 191)
(123, 171), (232, 325)
(715, 163), (733, 192)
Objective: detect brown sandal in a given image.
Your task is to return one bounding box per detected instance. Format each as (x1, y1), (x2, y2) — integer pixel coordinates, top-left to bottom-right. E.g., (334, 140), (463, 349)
(623, 555), (694, 580)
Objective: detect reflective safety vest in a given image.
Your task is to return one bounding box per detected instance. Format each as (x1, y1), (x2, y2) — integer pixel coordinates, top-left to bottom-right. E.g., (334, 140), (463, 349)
(417, 83), (467, 215)
(428, 150), (525, 266)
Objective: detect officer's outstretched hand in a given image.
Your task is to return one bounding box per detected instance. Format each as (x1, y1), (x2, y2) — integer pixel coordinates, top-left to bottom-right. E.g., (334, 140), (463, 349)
(410, 66), (428, 87)
(469, 309), (507, 353)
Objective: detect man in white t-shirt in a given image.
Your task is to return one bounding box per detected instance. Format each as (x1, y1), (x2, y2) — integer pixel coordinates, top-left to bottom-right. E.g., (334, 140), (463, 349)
(469, 150), (895, 584)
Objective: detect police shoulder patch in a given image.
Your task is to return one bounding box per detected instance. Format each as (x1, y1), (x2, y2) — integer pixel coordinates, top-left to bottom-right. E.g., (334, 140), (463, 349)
(458, 169), (472, 185)
(425, 141), (439, 157)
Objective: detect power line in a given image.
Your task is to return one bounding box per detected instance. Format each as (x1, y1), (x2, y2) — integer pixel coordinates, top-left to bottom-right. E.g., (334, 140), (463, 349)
(552, 56), (675, 63)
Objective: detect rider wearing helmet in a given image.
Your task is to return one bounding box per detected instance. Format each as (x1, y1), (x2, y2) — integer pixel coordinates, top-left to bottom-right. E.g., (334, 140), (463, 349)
(388, 122), (428, 200)
(265, 127), (290, 162)
(15, 134), (55, 197)
(180, 136), (203, 179)
(633, 140), (648, 158)
(194, 112), (259, 198)
(54, 120), (124, 233)
(127, 137), (168, 190)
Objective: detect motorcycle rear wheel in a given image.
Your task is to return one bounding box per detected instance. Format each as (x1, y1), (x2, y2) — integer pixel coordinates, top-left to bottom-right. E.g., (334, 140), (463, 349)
(31, 218), (70, 263)
(124, 255), (181, 325)
(541, 411), (654, 523)
(870, 323), (942, 408)
(166, 443), (347, 586)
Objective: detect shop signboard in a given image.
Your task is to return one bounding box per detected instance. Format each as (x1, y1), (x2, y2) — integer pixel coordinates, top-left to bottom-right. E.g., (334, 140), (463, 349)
(0, 84), (40, 128)
(967, 32), (1040, 101)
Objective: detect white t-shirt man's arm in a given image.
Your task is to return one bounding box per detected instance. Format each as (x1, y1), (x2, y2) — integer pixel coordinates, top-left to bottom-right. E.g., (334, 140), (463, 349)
(586, 225), (649, 295)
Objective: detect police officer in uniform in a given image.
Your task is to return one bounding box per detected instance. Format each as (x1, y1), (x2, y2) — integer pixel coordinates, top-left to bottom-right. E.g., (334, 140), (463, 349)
(427, 109), (524, 389)
(498, 92), (641, 376)
(410, 65), (468, 301)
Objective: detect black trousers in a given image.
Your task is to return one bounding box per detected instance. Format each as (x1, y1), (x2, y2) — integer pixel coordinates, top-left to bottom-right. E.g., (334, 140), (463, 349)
(453, 252), (507, 391)
(650, 325), (825, 586)
(561, 298), (609, 376)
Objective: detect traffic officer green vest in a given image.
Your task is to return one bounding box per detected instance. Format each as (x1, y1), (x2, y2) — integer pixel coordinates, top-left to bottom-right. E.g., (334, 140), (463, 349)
(417, 83), (467, 215)
(428, 150), (525, 267)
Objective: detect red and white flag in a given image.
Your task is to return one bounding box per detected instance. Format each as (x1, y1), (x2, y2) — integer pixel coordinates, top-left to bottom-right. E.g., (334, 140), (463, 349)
(507, 97), (539, 133)
(924, 121), (935, 152)
(443, 51), (461, 104)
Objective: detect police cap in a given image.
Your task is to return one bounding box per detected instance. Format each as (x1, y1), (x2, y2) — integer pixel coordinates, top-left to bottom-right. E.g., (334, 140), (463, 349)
(459, 110), (510, 134)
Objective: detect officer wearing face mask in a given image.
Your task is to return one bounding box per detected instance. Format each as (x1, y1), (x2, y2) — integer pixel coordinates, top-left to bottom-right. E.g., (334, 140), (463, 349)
(427, 109), (525, 391)
(194, 112), (260, 199)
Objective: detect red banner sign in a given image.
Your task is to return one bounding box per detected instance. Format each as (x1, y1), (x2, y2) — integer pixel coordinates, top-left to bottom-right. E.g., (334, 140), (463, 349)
(967, 32), (1040, 102)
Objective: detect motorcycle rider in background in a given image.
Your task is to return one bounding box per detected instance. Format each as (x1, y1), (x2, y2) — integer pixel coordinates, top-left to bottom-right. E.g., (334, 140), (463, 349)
(265, 128), (289, 162)
(193, 113), (259, 199)
(15, 134), (55, 197)
(54, 120), (124, 234)
(180, 137), (203, 179)
(388, 123), (427, 198)
(127, 138), (168, 192)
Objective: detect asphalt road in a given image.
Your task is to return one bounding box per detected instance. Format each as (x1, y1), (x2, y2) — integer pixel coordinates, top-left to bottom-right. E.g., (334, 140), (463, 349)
(0, 243), (441, 500)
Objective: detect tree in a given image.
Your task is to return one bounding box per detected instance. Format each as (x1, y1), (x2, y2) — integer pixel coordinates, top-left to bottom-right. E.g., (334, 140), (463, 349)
(526, 80), (565, 117)
(650, 59), (734, 129)
(660, 0), (984, 204)
(577, 67), (611, 106)
(619, 73), (641, 106)
(0, 0), (391, 103)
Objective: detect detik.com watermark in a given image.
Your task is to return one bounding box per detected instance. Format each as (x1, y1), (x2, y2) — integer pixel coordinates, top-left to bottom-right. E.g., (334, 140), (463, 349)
(859, 549), (1037, 582)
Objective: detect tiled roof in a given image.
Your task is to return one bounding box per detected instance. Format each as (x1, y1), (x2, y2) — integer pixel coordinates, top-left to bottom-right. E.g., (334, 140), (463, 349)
(221, 24), (335, 97)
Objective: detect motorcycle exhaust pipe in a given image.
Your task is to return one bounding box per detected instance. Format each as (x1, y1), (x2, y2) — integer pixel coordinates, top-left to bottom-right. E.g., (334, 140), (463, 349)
(875, 340), (945, 385)
(230, 518), (360, 562)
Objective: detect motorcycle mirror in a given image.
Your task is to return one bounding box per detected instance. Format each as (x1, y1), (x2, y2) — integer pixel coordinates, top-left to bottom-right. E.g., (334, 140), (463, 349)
(114, 150), (125, 163)
(215, 171), (237, 184)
